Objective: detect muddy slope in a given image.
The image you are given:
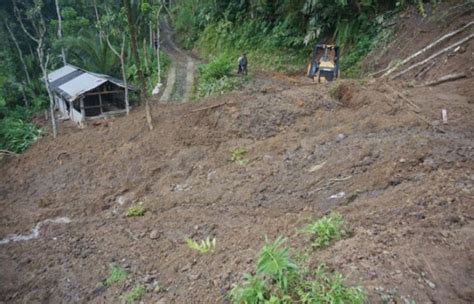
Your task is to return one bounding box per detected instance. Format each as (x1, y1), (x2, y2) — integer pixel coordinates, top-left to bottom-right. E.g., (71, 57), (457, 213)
(0, 70), (473, 303)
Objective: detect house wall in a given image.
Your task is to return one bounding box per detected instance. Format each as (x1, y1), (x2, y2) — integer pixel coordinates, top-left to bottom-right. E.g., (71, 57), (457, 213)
(55, 95), (69, 118)
(69, 106), (83, 124)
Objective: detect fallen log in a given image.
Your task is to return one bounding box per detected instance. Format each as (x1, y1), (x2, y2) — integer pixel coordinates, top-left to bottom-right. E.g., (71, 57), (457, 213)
(190, 102), (228, 113)
(415, 73), (467, 87)
(384, 83), (421, 113)
(382, 21), (474, 77)
(0, 149), (18, 155)
(392, 33), (474, 79)
(415, 61), (436, 80)
(384, 85), (446, 133)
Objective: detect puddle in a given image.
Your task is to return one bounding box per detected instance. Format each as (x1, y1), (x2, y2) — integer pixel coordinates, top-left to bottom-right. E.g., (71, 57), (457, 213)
(0, 217), (71, 245)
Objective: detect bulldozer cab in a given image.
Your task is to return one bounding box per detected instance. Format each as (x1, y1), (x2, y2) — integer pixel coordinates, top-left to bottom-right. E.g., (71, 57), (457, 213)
(307, 44), (340, 83)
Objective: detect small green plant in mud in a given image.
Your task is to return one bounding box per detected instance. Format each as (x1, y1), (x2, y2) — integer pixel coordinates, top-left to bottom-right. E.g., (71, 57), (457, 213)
(186, 237), (216, 253)
(304, 212), (344, 248)
(229, 237), (364, 304)
(104, 264), (128, 286)
(126, 202), (146, 217)
(124, 285), (146, 303)
(230, 147), (248, 165)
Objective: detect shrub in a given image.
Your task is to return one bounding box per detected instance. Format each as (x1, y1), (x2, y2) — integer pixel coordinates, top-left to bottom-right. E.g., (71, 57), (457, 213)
(229, 237), (364, 304)
(230, 147), (247, 164)
(126, 202), (146, 217)
(125, 285), (146, 303)
(304, 213), (344, 248)
(296, 265), (365, 304)
(0, 116), (42, 153)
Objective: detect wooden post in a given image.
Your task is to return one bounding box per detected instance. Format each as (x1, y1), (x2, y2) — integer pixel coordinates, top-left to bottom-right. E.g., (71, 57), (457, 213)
(98, 94), (103, 114)
(80, 97), (85, 126)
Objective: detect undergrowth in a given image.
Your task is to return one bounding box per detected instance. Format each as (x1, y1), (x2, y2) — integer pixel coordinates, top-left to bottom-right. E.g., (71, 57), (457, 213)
(229, 236), (364, 304)
(304, 212), (344, 248)
(126, 202), (146, 217)
(0, 116), (42, 153)
(186, 237), (216, 253)
(124, 285), (146, 303)
(230, 147), (247, 164)
(197, 54), (247, 97)
(104, 264), (128, 286)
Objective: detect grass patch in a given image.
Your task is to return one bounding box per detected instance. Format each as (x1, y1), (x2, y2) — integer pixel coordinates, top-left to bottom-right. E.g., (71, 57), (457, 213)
(230, 147), (247, 164)
(125, 285), (146, 303)
(104, 264), (128, 286)
(197, 54), (247, 97)
(229, 237), (364, 303)
(186, 237), (216, 253)
(304, 212), (344, 248)
(126, 202), (146, 217)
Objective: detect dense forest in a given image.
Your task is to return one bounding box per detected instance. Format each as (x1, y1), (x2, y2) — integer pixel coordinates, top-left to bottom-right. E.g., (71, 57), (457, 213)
(0, 0), (431, 153)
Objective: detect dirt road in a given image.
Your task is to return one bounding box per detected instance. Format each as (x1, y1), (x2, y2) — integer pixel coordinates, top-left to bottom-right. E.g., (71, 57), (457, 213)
(159, 21), (197, 103)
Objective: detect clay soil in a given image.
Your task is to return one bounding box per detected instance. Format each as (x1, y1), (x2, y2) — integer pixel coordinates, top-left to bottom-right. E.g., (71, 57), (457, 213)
(1, 4), (474, 304)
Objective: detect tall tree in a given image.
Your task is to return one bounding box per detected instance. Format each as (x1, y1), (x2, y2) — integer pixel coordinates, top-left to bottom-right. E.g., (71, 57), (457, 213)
(54, 0), (66, 65)
(4, 20), (31, 85)
(14, 0), (57, 138)
(123, 0), (153, 130)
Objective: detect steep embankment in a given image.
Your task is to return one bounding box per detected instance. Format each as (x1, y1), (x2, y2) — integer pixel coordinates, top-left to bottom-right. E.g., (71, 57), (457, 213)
(0, 5), (473, 303)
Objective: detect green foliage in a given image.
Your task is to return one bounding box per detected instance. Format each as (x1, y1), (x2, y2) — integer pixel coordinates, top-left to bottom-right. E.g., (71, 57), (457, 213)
(0, 115), (42, 153)
(59, 32), (119, 76)
(229, 237), (364, 304)
(256, 236), (298, 292)
(104, 264), (128, 286)
(197, 54), (246, 97)
(228, 273), (268, 304)
(126, 202), (146, 217)
(304, 213), (344, 248)
(125, 285), (146, 303)
(186, 237), (216, 253)
(296, 265), (365, 304)
(230, 147), (247, 164)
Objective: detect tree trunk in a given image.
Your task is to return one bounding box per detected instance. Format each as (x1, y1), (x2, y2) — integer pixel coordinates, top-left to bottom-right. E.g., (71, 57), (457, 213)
(156, 5), (162, 84)
(106, 35), (129, 115)
(124, 0), (152, 130)
(55, 0), (66, 65)
(39, 48), (57, 138)
(13, 0), (57, 137)
(4, 21), (31, 85)
(93, 0), (103, 46)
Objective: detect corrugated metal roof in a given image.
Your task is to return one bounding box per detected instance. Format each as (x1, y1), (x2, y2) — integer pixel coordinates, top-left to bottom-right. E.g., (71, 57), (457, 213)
(47, 64), (135, 102)
(48, 65), (78, 82)
(58, 73), (107, 101)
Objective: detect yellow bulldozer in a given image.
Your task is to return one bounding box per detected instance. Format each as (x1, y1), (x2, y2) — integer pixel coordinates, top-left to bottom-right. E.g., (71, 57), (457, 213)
(306, 44), (340, 83)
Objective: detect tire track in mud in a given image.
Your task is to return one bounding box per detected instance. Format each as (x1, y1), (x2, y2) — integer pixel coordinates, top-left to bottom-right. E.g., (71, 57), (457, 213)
(160, 21), (196, 103)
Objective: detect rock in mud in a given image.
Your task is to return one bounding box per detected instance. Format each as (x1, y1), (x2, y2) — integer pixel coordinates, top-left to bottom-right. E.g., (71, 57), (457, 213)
(149, 229), (160, 240)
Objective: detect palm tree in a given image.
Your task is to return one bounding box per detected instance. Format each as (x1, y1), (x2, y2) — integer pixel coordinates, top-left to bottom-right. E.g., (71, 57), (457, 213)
(59, 31), (120, 76)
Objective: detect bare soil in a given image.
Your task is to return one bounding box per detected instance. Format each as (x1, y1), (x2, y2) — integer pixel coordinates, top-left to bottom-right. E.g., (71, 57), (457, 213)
(1, 5), (473, 304)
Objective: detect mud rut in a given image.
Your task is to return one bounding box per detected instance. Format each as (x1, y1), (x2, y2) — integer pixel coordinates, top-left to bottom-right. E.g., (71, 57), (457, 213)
(160, 22), (196, 103)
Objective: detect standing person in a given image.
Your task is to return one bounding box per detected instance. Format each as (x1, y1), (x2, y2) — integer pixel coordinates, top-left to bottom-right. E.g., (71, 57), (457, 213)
(237, 53), (248, 75)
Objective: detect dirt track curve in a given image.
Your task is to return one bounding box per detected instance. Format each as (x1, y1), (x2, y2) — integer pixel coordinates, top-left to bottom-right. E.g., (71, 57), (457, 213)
(159, 21), (197, 103)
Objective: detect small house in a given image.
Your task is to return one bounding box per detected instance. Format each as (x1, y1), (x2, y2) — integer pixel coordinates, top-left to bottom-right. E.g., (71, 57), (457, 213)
(47, 64), (136, 125)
